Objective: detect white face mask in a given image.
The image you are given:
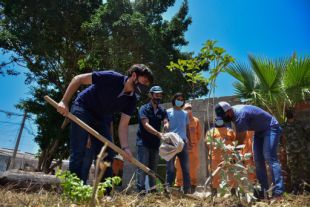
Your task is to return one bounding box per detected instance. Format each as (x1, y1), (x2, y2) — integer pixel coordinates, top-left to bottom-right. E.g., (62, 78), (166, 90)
(215, 119), (224, 126)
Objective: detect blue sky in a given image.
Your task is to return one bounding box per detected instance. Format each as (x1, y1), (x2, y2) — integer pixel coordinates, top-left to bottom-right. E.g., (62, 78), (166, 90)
(0, 0), (309, 153)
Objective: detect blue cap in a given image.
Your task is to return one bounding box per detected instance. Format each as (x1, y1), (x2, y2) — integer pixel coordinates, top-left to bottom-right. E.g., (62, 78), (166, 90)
(149, 86), (163, 93)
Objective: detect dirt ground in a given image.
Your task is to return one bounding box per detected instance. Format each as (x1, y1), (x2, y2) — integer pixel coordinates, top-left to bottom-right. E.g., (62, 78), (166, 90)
(0, 188), (309, 207)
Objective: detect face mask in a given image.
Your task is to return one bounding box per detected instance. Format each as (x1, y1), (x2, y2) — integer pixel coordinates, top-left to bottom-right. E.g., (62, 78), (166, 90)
(135, 81), (148, 97)
(215, 119), (224, 126)
(152, 98), (161, 105)
(175, 100), (184, 107)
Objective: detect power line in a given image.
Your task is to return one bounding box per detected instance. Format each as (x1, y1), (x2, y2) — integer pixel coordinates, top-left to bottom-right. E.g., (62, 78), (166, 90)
(0, 120), (21, 125)
(0, 121), (36, 137)
(0, 108), (34, 120)
(0, 109), (24, 117)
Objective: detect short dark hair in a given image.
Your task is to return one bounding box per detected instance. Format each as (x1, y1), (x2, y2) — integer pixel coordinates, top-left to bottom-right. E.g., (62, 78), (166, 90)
(215, 103), (226, 118)
(128, 64), (154, 83)
(171, 92), (185, 107)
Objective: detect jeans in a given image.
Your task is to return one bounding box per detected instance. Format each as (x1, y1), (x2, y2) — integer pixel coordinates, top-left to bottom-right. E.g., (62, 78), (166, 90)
(166, 144), (190, 192)
(136, 144), (159, 192)
(69, 103), (114, 184)
(253, 125), (284, 196)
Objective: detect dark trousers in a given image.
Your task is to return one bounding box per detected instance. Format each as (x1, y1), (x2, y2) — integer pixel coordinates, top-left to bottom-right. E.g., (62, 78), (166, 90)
(166, 144), (190, 192)
(69, 103), (114, 184)
(136, 144), (159, 191)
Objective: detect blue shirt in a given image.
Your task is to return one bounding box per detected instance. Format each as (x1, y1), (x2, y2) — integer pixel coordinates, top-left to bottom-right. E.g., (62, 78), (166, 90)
(74, 71), (137, 120)
(167, 108), (189, 141)
(137, 102), (167, 149)
(233, 105), (279, 133)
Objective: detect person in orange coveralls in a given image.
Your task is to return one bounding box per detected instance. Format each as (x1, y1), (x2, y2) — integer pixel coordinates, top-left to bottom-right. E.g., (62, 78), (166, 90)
(205, 117), (236, 195)
(175, 103), (202, 193)
(241, 131), (256, 183)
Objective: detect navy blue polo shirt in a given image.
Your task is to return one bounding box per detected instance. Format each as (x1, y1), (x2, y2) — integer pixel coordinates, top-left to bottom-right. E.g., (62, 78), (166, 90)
(74, 71), (137, 120)
(233, 105), (279, 133)
(136, 102), (168, 149)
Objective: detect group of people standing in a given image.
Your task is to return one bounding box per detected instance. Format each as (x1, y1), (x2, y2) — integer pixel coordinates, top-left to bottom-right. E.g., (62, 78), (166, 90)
(136, 90), (202, 194)
(56, 65), (306, 199)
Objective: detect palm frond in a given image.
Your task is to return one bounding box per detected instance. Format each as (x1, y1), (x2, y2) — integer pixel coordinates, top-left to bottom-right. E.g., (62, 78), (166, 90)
(283, 56), (310, 103)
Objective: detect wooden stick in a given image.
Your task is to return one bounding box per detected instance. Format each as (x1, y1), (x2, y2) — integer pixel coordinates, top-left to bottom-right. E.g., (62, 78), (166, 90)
(44, 96), (164, 183)
(61, 117), (70, 129)
(204, 161), (224, 191)
(89, 143), (109, 207)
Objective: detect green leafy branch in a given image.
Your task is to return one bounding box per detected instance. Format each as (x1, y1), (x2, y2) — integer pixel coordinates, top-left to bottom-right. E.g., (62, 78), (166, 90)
(56, 170), (121, 204)
(205, 135), (257, 203)
(166, 40), (235, 92)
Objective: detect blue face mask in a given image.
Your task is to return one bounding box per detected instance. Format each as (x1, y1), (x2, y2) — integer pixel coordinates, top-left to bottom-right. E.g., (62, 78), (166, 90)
(175, 100), (184, 107)
(215, 119), (224, 127)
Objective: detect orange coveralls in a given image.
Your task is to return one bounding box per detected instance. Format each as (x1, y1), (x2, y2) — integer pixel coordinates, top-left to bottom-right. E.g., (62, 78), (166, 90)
(175, 116), (202, 187)
(206, 127), (236, 188)
(241, 131), (256, 183)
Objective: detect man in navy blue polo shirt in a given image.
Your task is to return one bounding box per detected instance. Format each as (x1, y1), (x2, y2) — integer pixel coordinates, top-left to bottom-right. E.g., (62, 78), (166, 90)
(215, 102), (284, 199)
(57, 64), (153, 183)
(136, 86), (169, 193)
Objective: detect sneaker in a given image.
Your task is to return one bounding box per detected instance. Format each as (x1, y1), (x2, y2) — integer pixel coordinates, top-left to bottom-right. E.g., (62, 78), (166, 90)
(211, 188), (217, 197)
(183, 187), (192, 194)
(230, 188), (237, 197)
(191, 185), (196, 193)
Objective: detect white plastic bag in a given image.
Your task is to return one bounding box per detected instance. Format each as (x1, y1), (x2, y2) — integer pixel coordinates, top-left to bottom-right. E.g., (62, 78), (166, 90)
(159, 132), (184, 161)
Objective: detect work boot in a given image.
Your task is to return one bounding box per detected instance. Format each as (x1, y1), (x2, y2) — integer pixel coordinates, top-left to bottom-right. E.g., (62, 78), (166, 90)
(191, 185), (196, 193)
(230, 188), (237, 197)
(183, 187), (192, 194)
(253, 189), (269, 200)
(211, 188), (217, 197)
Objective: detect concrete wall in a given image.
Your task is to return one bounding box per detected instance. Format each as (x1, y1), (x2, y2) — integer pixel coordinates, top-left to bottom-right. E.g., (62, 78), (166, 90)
(122, 96), (242, 186)
(0, 151), (38, 172)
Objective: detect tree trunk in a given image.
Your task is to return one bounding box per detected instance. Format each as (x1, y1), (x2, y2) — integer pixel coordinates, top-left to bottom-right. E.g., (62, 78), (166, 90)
(36, 149), (46, 171)
(36, 139), (61, 174)
(0, 170), (60, 192)
(42, 139), (60, 174)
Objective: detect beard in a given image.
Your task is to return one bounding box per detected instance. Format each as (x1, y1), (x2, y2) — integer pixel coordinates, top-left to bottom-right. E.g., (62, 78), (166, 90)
(223, 115), (233, 123)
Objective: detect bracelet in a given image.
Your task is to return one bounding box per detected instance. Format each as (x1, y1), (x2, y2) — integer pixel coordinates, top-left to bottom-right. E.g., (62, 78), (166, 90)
(122, 146), (129, 150)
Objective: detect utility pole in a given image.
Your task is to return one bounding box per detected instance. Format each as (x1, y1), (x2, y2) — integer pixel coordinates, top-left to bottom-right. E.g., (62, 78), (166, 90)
(9, 111), (27, 170)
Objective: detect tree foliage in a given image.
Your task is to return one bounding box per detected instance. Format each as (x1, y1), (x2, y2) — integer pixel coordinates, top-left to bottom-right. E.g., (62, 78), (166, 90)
(226, 54), (310, 122)
(167, 40), (235, 96)
(0, 0), (202, 172)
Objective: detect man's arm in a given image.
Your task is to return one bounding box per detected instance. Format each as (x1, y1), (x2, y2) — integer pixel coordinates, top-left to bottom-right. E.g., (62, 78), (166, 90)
(141, 118), (163, 139)
(57, 73), (92, 116)
(118, 113), (133, 161)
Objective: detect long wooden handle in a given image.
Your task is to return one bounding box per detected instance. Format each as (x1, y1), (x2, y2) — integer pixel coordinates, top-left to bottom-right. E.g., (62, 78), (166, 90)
(44, 95), (162, 181)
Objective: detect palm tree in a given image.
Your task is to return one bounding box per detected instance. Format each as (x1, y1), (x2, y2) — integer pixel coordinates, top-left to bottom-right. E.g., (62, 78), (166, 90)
(226, 54), (310, 123)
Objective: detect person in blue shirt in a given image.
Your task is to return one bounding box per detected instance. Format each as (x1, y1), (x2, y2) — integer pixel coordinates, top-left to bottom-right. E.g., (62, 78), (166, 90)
(57, 64), (153, 183)
(136, 86), (169, 193)
(166, 93), (191, 194)
(215, 101), (284, 199)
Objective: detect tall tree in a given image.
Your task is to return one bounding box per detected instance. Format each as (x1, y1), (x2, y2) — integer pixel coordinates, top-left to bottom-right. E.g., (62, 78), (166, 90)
(0, 0), (203, 172)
